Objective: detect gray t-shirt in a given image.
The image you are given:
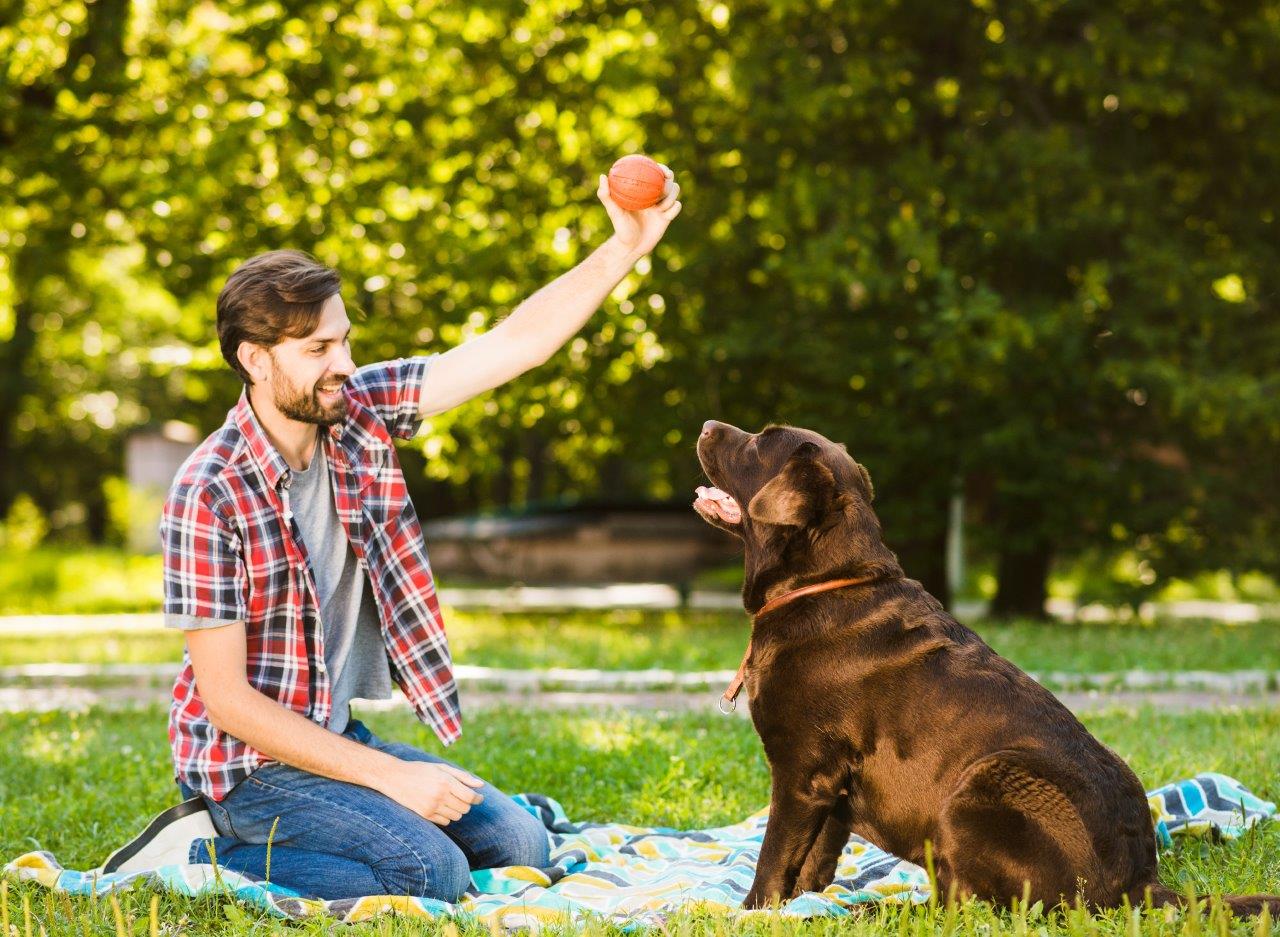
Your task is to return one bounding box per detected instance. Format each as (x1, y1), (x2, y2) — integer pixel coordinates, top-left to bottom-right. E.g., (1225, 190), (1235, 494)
(167, 432), (394, 734)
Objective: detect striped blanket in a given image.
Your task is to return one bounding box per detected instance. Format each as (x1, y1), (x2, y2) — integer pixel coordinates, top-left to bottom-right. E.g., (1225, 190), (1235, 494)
(5, 773), (1273, 929)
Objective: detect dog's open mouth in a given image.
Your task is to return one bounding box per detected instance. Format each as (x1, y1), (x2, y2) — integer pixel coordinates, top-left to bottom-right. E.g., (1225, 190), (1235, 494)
(694, 486), (742, 524)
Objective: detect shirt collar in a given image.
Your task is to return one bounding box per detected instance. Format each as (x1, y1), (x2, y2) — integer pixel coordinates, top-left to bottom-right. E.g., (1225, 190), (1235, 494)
(232, 389), (345, 490)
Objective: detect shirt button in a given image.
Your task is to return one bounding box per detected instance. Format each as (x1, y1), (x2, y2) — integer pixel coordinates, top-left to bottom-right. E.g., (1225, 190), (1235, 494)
(317, 662), (327, 674)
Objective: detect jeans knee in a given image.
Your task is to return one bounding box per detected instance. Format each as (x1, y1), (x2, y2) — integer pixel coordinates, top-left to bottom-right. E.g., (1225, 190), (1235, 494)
(374, 841), (471, 902)
(506, 810), (551, 868)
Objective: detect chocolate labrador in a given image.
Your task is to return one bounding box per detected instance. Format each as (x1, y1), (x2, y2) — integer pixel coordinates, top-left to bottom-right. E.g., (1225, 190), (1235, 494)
(693, 420), (1279, 914)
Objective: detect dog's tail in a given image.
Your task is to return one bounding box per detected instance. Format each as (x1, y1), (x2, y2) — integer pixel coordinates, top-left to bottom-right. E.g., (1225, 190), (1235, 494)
(1129, 883), (1280, 918)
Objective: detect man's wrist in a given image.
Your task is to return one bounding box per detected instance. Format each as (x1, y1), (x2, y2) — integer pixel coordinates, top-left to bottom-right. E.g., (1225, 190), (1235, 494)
(359, 746), (404, 791)
(597, 235), (645, 278)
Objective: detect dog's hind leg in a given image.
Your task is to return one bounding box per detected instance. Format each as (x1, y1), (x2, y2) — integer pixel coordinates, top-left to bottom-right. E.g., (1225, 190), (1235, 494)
(793, 796), (854, 895)
(934, 754), (1104, 909)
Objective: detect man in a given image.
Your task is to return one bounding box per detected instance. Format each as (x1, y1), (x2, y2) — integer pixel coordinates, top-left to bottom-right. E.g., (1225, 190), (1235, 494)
(101, 170), (682, 900)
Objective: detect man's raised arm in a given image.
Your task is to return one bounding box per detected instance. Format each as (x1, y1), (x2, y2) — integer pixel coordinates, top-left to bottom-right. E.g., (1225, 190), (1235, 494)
(417, 167), (682, 418)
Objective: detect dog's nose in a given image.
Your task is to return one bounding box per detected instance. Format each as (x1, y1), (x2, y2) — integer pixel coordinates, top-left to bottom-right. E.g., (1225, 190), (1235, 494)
(701, 420), (720, 438)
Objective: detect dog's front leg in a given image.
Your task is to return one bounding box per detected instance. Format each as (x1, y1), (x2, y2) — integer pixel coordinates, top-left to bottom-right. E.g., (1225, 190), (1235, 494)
(794, 795), (854, 894)
(743, 783), (835, 909)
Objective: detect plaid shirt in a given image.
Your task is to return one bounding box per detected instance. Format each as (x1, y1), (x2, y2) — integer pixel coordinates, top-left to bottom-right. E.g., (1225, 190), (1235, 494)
(162, 356), (460, 802)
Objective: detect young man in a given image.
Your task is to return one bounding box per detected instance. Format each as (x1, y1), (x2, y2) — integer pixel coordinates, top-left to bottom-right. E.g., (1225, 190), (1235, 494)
(101, 171), (682, 900)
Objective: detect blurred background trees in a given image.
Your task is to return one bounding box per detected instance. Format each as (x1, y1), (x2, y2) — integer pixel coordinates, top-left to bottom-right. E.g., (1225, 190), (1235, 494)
(2, 0), (1277, 616)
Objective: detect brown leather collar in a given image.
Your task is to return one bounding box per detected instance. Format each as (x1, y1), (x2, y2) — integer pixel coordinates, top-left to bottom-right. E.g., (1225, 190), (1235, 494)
(719, 575), (877, 713)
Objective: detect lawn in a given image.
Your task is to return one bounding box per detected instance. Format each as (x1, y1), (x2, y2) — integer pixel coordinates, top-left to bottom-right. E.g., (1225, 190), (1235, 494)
(2, 704), (1278, 935)
(3, 610), (1279, 676)
(0, 547), (164, 615)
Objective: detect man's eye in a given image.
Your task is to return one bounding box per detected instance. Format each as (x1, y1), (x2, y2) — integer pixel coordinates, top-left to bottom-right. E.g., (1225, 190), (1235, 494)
(310, 347), (324, 355)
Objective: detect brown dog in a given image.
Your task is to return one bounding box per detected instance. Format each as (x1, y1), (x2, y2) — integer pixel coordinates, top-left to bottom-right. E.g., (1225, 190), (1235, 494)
(694, 420), (1279, 914)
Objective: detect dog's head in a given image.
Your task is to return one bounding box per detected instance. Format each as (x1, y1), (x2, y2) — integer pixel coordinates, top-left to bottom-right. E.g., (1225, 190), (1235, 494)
(694, 421), (898, 608)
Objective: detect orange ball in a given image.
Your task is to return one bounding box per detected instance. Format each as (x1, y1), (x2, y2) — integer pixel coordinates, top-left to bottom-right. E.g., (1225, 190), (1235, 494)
(607, 155), (667, 211)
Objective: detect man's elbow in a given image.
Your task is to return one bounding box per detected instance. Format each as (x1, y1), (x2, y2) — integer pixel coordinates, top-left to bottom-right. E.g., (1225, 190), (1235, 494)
(198, 679), (252, 733)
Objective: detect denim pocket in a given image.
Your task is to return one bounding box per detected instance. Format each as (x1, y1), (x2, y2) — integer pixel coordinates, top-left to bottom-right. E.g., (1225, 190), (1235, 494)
(244, 759), (289, 791)
(204, 797), (237, 842)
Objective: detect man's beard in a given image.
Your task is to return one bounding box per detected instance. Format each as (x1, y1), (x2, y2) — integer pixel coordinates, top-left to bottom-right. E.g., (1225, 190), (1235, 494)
(271, 365), (349, 426)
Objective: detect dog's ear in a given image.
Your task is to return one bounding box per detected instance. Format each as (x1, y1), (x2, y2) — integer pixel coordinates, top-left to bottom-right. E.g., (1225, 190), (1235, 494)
(856, 463), (874, 502)
(747, 441), (836, 527)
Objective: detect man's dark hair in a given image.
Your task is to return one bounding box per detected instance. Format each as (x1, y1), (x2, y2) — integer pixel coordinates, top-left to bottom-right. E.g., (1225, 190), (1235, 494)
(216, 249), (342, 385)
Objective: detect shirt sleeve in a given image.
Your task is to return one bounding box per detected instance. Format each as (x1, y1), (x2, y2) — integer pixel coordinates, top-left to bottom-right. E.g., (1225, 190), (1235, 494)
(347, 354), (436, 440)
(159, 482), (248, 625)
(164, 614), (244, 632)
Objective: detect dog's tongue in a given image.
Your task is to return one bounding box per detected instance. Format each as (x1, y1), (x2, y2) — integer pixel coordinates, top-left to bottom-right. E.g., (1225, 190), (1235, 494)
(694, 486), (742, 523)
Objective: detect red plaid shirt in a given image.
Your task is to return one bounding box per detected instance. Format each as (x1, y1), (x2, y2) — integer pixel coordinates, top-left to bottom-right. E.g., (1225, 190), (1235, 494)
(162, 357), (460, 802)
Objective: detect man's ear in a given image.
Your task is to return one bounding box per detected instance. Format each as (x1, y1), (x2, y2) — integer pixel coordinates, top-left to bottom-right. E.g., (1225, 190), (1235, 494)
(747, 441), (836, 527)
(238, 341), (270, 386)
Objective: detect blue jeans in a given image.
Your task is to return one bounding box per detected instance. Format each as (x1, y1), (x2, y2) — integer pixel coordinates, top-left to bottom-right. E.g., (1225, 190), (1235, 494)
(177, 719), (550, 901)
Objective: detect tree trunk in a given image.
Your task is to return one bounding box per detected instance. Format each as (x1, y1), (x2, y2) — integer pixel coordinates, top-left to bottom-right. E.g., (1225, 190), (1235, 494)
(879, 475), (952, 608)
(0, 292), (40, 518)
(0, 0), (131, 519)
(894, 526), (950, 610)
(991, 539), (1054, 619)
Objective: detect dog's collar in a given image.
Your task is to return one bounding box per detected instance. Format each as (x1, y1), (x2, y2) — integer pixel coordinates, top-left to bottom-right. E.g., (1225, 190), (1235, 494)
(719, 575), (878, 714)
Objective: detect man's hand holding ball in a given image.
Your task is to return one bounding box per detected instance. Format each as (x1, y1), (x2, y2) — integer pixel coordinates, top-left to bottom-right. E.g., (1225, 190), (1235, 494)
(598, 154), (682, 257)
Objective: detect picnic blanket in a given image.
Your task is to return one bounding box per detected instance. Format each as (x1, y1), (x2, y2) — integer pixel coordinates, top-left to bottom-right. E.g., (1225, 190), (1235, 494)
(5, 773), (1273, 929)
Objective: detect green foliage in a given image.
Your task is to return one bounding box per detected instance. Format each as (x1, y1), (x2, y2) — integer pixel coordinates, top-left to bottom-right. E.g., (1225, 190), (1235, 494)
(2, 0), (1277, 609)
(101, 475), (167, 550)
(0, 494), (48, 553)
(0, 547), (162, 614)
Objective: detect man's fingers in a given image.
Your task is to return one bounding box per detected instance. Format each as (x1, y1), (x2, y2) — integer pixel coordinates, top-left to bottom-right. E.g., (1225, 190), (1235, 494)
(597, 181), (634, 230)
(421, 787), (478, 825)
(657, 181), (680, 210)
(597, 174), (622, 212)
(440, 764), (485, 788)
(442, 774), (485, 807)
(662, 200), (683, 222)
(443, 781), (482, 811)
(658, 162), (674, 181)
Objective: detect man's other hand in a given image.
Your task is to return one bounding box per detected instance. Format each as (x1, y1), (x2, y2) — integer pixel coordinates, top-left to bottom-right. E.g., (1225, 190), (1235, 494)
(375, 759), (485, 826)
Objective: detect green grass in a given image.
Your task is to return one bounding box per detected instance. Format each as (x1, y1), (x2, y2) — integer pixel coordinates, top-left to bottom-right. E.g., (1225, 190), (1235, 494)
(0, 547), (163, 615)
(3, 611), (1279, 676)
(1, 705), (1278, 934)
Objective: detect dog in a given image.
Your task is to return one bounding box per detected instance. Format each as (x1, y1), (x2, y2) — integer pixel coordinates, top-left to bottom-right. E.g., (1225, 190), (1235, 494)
(693, 419), (1279, 914)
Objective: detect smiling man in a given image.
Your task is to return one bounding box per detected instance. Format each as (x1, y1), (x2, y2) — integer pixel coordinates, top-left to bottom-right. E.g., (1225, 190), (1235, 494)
(99, 171), (681, 899)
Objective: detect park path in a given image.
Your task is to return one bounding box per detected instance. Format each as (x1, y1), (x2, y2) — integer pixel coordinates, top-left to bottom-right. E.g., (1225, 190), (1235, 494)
(3, 594), (1276, 714)
(2, 683), (1277, 715)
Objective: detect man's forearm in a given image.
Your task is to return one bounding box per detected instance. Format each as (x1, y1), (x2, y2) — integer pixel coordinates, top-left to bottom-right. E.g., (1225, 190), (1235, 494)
(415, 233), (654, 416)
(497, 234), (645, 367)
(207, 682), (400, 790)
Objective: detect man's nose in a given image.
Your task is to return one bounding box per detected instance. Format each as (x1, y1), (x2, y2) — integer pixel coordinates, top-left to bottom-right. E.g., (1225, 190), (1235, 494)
(333, 347), (356, 374)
